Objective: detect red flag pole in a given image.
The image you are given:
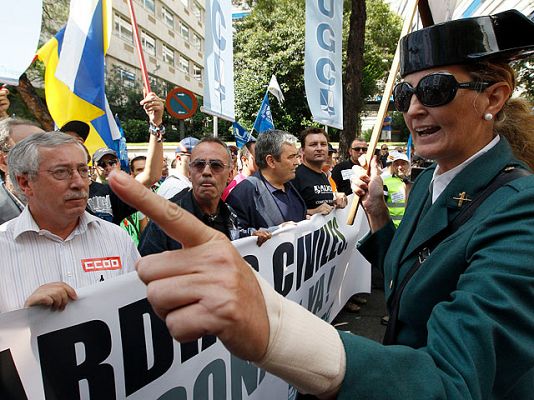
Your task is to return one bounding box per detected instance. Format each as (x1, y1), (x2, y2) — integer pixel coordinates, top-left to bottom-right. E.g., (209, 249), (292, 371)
(126, 0), (151, 93)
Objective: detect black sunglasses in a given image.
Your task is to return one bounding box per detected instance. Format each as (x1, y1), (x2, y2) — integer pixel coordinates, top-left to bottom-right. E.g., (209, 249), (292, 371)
(352, 146), (368, 152)
(393, 73), (493, 113)
(97, 159), (118, 168)
(189, 159), (228, 173)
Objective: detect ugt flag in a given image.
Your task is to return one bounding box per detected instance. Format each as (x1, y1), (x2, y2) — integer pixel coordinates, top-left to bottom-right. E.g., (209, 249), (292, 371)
(36, 0), (122, 158)
(202, 0), (235, 122)
(304, 0), (343, 129)
(252, 92), (274, 134)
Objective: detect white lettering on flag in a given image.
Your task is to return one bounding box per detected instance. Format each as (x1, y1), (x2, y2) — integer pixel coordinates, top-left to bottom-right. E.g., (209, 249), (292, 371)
(304, 0), (344, 129)
(203, 0), (235, 121)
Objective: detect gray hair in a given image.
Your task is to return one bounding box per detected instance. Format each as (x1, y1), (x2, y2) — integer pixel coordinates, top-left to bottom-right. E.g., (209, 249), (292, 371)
(0, 117), (41, 153)
(255, 130), (298, 170)
(8, 132), (86, 197)
(196, 136), (232, 165)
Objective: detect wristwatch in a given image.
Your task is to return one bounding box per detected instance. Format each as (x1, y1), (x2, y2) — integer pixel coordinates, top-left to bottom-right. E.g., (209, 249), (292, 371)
(149, 123), (166, 142)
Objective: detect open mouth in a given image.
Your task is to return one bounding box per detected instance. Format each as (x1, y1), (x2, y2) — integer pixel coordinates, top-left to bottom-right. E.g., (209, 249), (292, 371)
(414, 126), (440, 136)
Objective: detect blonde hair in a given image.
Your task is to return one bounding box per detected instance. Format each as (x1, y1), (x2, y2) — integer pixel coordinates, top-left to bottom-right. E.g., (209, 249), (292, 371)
(467, 61), (534, 170)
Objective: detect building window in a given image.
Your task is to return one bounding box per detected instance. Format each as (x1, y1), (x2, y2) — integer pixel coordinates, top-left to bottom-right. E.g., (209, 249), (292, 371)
(114, 14), (133, 43)
(180, 0), (189, 8)
(141, 32), (156, 56)
(162, 7), (174, 28)
(143, 0), (155, 13)
(163, 44), (174, 65)
(178, 55), (189, 74)
(192, 33), (202, 50)
(119, 68), (136, 88)
(179, 22), (190, 41)
(192, 64), (202, 81)
(192, 2), (203, 21)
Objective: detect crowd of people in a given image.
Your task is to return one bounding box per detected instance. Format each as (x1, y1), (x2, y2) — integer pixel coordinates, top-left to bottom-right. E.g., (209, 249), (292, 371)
(1, 9), (533, 399)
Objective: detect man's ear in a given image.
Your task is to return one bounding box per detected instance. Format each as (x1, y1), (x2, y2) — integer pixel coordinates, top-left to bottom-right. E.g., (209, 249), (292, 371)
(265, 154), (276, 169)
(16, 174), (33, 198)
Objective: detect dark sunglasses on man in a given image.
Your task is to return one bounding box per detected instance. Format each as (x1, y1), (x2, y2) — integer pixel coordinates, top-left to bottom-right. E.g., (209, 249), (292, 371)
(393, 72), (493, 113)
(352, 146), (368, 153)
(189, 159), (228, 174)
(97, 159), (118, 168)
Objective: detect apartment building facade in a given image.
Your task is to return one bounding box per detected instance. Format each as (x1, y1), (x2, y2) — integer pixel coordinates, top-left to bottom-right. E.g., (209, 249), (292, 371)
(107, 0), (205, 97)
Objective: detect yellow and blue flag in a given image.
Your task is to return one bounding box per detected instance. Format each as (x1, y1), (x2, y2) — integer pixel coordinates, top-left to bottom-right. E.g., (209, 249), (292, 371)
(36, 0), (122, 159)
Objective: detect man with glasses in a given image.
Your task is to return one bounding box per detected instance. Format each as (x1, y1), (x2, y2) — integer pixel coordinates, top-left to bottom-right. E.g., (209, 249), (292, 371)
(0, 133), (139, 313)
(331, 137), (368, 196)
(139, 137), (256, 256)
(93, 148), (121, 183)
(86, 91), (165, 224)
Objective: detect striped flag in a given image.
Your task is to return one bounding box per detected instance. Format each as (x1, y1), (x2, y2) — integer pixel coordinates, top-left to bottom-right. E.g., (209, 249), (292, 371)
(36, 0), (122, 159)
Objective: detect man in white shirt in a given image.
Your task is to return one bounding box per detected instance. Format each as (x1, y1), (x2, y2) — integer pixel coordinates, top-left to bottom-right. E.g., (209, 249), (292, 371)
(0, 133), (139, 313)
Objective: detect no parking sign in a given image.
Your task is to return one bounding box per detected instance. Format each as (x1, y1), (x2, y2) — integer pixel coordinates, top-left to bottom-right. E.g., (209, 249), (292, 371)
(165, 87), (199, 119)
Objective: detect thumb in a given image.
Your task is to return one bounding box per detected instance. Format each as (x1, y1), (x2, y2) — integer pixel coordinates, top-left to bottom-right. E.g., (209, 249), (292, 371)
(107, 170), (221, 247)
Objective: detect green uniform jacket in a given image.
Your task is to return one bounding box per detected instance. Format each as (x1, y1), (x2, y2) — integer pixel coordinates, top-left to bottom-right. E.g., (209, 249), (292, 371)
(338, 137), (534, 399)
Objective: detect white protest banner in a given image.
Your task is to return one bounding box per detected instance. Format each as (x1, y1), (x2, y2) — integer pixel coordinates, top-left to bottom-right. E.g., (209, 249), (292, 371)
(202, 0), (235, 122)
(0, 201), (370, 399)
(0, 0), (43, 85)
(304, 0), (344, 129)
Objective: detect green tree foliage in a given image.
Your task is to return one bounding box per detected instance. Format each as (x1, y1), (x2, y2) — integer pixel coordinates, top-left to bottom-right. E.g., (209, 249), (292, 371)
(515, 60), (534, 103)
(104, 66), (232, 143)
(233, 0), (401, 137)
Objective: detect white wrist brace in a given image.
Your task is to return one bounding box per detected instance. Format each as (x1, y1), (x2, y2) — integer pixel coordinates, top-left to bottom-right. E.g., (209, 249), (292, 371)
(254, 272), (346, 398)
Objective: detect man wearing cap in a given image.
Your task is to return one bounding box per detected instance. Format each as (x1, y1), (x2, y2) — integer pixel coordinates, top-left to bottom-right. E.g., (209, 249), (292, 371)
(93, 147), (121, 184)
(0, 118), (45, 224)
(292, 127), (347, 216)
(331, 137), (368, 196)
(86, 91), (165, 224)
(381, 151), (411, 228)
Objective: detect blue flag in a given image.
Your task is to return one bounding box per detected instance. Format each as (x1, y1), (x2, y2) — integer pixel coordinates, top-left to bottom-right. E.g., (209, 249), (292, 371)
(252, 92), (274, 134)
(114, 114), (130, 173)
(233, 122), (253, 149)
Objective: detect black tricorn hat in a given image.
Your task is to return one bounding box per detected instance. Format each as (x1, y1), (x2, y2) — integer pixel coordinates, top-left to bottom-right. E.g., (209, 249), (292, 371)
(400, 10), (534, 77)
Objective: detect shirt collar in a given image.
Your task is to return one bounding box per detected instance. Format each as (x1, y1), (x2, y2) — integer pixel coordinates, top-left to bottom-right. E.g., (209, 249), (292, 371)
(430, 135), (500, 203)
(13, 208), (101, 241)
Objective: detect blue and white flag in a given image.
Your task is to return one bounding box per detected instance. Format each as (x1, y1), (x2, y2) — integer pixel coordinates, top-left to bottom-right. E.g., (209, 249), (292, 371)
(37, 0), (121, 158)
(304, 0), (343, 129)
(232, 122), (253, 148)
(202, 0), (235, 122)
(252, 92), (274, 134)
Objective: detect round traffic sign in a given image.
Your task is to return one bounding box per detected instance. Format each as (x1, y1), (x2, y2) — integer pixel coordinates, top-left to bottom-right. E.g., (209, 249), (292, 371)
(165, 87), (199, 120)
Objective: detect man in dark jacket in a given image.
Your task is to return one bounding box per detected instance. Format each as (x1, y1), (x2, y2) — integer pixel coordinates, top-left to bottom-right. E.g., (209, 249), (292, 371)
(139, 138), (269, 255)
(226, 130), (306, 230)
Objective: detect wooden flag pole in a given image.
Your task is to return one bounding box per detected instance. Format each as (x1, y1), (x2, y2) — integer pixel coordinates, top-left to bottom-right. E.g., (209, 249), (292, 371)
(126, 0), (151, 93)
(346, 0), (420, 225)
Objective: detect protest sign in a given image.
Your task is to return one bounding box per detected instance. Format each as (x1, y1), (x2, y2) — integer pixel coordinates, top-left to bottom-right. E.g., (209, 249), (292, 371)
(0, 202), (370, 399)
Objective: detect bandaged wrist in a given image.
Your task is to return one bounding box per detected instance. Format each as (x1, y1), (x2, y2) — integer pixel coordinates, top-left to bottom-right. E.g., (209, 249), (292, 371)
(254, 271), (346, 398)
